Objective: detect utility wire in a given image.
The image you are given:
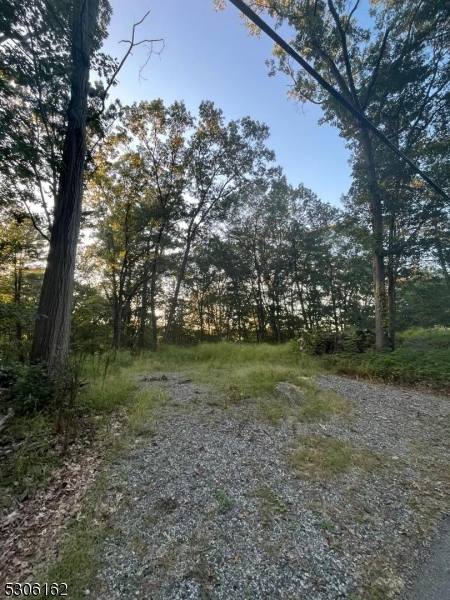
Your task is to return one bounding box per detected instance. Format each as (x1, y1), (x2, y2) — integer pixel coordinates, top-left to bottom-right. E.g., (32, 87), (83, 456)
(228, 0), (450, 203)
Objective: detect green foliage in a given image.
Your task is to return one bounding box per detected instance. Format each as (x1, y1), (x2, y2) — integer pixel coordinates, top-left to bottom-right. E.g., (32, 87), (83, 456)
(12, 363), (54, 414)
(0, 411), (59, 514)
(0, 362), (54, 415)
(397, 275), (450, 330)
(299, 328), (374, 355)
(249, 486), (287, 514)
(328, 328), (450, 389)
(398, 327), (450, 349)
(216, 489), (233, 510)
(71, 282), (112, 353)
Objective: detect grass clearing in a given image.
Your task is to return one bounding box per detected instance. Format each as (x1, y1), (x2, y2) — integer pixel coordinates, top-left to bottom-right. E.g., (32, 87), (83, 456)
(288, 435), (383, 478)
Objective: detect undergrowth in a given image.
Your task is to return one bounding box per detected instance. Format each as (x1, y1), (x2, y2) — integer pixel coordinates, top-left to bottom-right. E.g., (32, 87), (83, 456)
(327, 346), (450, 390)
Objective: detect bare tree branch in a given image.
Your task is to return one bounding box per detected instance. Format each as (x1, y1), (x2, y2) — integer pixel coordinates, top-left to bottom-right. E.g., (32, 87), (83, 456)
(100, 12), (164, 113)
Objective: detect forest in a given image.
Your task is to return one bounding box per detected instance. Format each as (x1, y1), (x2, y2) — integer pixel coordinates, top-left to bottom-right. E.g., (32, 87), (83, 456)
(0, 0), (450, 597)
(1, 0), (449, 363)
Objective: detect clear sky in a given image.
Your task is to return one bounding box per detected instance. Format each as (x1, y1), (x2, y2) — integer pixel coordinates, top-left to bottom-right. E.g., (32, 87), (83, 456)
(100, 0), (352, 207)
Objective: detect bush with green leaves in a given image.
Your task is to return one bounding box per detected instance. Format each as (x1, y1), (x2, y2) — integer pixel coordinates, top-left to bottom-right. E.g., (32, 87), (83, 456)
(0, 362), (54, 415)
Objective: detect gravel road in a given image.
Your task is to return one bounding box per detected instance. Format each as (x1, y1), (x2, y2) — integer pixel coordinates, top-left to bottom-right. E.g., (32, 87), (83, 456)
(95, 373), (449, 599)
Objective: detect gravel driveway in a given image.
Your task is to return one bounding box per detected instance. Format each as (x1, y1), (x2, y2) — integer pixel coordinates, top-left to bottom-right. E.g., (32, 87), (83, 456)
(96, 374), (450, 599)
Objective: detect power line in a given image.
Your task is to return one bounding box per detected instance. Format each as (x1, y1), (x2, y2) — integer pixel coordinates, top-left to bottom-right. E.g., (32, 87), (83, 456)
(227, 0), (450, 203)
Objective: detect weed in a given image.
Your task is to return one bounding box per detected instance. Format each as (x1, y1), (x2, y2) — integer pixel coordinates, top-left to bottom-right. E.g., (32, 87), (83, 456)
(249, 486), (287, 514)
(325, 327), (450, 390)
(216, 489), (233, 510)
(320, 519), (335, 531)
(288, 435), (382, 478)
(42, 470), (111, 600)
(37, 373), (168, 598)
(0, 412), (59, 513)
(127, 387), (169, 436)
(258, 380), (352, 425)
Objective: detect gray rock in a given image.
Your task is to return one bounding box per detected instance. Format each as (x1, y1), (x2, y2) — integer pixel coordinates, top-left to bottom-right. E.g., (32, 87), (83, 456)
(274, 382), (307, 405)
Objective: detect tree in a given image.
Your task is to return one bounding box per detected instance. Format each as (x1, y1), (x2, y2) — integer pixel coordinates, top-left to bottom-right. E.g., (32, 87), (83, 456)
(1, 0), (162, 371)
(0, 210), (45, 362)
(163, 101), (274, 341)
(29, 0), (105, 370)
(86, 139), (158, 350)
(233, 0), (450, 350)
(123, 100), (193, 348)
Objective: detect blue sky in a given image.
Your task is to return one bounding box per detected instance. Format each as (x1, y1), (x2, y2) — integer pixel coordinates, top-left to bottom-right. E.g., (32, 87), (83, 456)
(100, 0), (352, 207)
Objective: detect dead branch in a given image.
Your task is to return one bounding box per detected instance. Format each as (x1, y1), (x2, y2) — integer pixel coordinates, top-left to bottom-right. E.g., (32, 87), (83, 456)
(101, 11), (164, 113)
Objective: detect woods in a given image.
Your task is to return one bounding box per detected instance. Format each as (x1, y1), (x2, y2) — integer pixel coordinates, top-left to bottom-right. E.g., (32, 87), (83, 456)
(0, 0), (449, 388)
(1, 1), (450, 596)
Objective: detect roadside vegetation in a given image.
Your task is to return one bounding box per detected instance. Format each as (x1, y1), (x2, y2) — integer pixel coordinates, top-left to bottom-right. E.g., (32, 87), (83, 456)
(1, 332), (449, 593)
(325, 327), (450, 391)
(2, 326), (449, 519)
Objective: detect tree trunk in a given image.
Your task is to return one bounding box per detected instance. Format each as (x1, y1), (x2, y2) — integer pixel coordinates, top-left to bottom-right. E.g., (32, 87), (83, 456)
(149, 226), (164, 349)
(113, 303), (122, 350)
(163, 236), (192, 342)
(435, 237), (450, 291)
(137, 239), (151, 350)
(387, 211), (397, 350)
(359, 127), (387, 352)
(30, 0), (100, 372)
(387, 258), (396, 350)
(14, 255), (24, 362)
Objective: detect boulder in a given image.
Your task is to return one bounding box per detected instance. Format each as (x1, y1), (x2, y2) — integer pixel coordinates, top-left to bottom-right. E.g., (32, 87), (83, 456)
(274, 382), (307, 405)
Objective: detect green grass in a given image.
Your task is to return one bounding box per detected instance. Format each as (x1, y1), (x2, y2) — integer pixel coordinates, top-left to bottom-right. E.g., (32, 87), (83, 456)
(0, 357), (142, 515)
(259, 378), (352, 425)
(288, 435), (383, 478)
(0, 342), (317, 516)
(249, 486), (287, 514)
(328, 347), (450, 389)
(216, 489), (233, 510)
(397, 326), (450, 348)
(41, 470), (112, 599)
(322, 326), (450, 390)
(127, 387), (170, 435)
(0, 412), (58, 513)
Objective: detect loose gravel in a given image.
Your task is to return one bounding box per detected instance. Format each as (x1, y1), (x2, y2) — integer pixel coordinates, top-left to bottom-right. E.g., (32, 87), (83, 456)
(95, 374), (450, 599)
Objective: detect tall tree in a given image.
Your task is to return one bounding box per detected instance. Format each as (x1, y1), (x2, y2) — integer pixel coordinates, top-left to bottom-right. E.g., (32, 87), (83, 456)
(123, 100), (193, 348)
(29, 0), (103, 370)
(163, 101), (274, 341)
(231, 0), (450, 350)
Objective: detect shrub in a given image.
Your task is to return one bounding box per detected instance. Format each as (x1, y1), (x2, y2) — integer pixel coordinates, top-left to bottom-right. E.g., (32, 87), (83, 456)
(0, 362), (54, 415)
(11, 363), (54, 414)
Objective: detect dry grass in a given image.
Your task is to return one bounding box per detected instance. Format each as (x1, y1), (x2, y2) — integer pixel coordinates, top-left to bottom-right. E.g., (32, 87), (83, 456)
(258, 379), (352, 425)
(288, 434), (383, 478)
